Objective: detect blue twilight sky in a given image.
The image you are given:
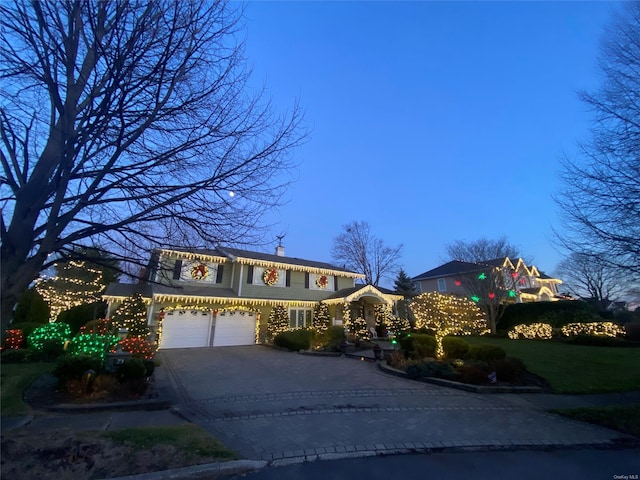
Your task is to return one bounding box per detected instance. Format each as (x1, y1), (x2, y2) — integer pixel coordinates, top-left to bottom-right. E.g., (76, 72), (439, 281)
(241, 1), (621, 287)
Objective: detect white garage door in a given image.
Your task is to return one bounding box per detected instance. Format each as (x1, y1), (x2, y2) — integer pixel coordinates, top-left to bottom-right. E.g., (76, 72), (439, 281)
(161, 310), (212, 349)
(213, 310), (256, 347)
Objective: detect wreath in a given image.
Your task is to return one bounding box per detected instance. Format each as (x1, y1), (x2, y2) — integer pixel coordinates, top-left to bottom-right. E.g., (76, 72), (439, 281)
(191, 263), (209, 280)
(316, 275), (328, 289)
(263, 268), (279, 286)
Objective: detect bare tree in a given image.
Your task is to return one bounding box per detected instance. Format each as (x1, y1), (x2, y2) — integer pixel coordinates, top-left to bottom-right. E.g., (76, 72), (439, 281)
(331, 221), (402, 286)
(555, 2), (640, 274)
(0, 1), (305, 331)
(556, 253), (627, 310)
(444, 237), (522, 334)
(445, 236), (521, 263)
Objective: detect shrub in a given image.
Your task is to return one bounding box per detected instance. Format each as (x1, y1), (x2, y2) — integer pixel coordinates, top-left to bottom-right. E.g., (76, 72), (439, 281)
(6, 322), (44, 344)
(406, 361), (458, 380)
(27, 323), (71, 351)
(67, 334), (119, 360)
(2, 329), (24, 350)
(143, 360), (156, 377)
(458, 361), (491, 384)
(398, 334), (437, 359)
(561, 322), (625, 338)
(323, 325), (346, 351)
(508, 323), (553, 340)
(92, 374), (120, 396)
(12, 287), (50, 324)
(468, 344), (506, 366)
(57, 301), (108, 334)
(625, 320), (640, 341)
(442, 336), (470, 359)
(274, 329), (314, 351)
(561, 335), (623, 347)
(80, 318), (112, 335)
(54, 354), (103, 382)
(1, 348), (31, 363)
(118, 337), (155, 360)
(499, 300), (599, 331)
(41, 339), (65, 359)
(116, 357), (147, 382)
(493, 357), (527, 382)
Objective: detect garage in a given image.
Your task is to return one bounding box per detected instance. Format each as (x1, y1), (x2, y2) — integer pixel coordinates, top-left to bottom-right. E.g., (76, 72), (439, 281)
(213, 310), (257, 347)
(160, 309), (212, 349)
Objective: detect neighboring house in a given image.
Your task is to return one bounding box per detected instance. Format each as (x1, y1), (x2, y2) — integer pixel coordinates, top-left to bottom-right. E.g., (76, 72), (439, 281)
(103, 245), (402, 349)
(411, 257), (564, 303)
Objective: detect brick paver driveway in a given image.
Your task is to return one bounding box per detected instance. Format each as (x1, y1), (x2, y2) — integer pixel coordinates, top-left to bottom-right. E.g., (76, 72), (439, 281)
(160, 346), (629, 462)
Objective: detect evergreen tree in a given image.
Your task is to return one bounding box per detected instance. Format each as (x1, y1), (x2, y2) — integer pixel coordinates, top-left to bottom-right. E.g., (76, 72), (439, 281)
(268, 305), (290, 336)
(111, 293), (149, 338)
(12, 287), (50, 325)
(394, 268), (418, 321)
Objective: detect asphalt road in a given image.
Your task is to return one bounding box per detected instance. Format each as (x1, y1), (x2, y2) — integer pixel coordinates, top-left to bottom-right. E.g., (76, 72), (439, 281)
(226, 448), (640, 480)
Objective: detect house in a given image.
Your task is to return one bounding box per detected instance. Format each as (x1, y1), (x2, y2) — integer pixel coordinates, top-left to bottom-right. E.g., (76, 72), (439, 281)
(411, 257), (563, 303)
(103, 245), (402, 349)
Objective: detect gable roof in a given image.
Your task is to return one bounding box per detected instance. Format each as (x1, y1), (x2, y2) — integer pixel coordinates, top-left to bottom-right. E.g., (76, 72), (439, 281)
(156, 246), (364, 278)
(412, 260), (483, 281)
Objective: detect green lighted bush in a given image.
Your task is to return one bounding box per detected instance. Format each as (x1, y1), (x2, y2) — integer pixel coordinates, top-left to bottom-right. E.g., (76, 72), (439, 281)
(27, 322), (71, 351)
(67, 334), (119, 360)
(274, 329), (314, 351)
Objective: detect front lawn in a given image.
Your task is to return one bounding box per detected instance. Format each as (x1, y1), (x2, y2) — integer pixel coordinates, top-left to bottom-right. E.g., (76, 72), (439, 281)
(464, 336), (640, 394)
(551, 405), (640, 437)
(1, 361), (55, 416)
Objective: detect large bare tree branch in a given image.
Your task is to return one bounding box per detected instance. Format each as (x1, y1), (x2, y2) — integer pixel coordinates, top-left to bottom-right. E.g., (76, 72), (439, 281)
(0, 0), (306, 331)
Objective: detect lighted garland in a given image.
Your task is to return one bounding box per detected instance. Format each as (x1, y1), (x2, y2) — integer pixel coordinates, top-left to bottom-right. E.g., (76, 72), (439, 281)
(263, 268), (279, 286)
(508, 323), (553, 340)
(561, 322), (625, 338)
(28, 323), (72, 351)
(191, 263), (209, 280)
(67, 334), (119, 359)
(316, 275), (329, 289)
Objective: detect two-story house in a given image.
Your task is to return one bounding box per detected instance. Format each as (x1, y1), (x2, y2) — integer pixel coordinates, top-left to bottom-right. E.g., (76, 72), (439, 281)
(411, 257), (563, 303)
(103, 245), (402, 349)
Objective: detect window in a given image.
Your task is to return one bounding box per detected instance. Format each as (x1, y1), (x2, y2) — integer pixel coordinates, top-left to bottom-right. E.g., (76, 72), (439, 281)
(289, 308), (312, 329)
(253, 267), (287, 287)
(437, 278), (447, 292)
(309, 273), (334, 290)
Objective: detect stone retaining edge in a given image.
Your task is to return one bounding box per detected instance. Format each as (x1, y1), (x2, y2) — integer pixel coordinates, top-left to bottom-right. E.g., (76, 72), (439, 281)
(377, 360), (544, 394)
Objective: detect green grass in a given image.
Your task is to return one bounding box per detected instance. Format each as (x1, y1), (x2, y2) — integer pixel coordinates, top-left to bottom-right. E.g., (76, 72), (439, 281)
(1, 361), (54, 416)
(103, 425), (240, 461)
(464, 336), (640, 394)
(551, 405), (640, 437)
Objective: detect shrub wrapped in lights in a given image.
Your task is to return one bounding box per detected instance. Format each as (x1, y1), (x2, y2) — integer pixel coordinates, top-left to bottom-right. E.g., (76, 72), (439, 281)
(3, 329), (24, 350)
(409, 292), (488, 358)
(117, 337), (155, 360)
(508, 323), (553, 340)
(561, 322), (625, 338)
(346, 316), (369, 339)
(27, 322), (72, 351)
(67, 334), (119, 360)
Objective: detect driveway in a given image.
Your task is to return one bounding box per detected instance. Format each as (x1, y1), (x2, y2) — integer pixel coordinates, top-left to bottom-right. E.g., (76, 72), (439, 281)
(160, 346), (631, 461)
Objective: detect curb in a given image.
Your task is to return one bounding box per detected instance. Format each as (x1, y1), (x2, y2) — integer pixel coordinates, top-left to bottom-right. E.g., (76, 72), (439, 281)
(48, 398), (172, 413)
(103, 459), (268, 480)
(265, 440), (640, 467)
(377, 360), (544, 394)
